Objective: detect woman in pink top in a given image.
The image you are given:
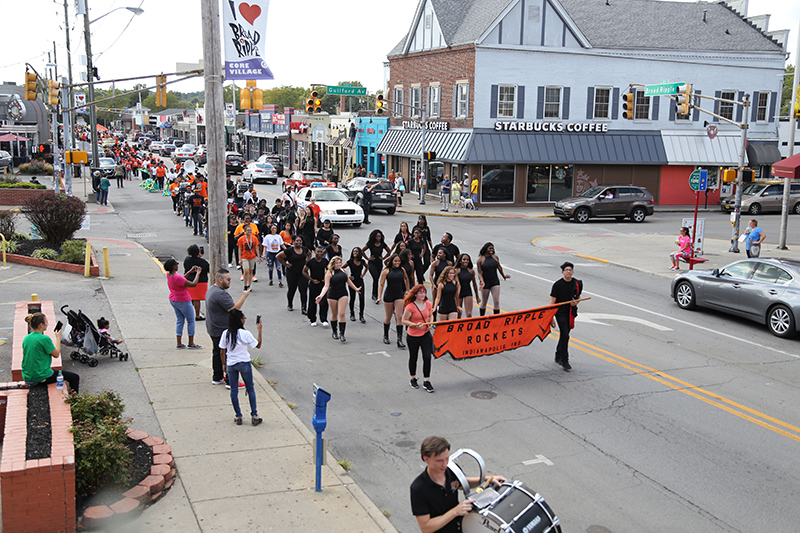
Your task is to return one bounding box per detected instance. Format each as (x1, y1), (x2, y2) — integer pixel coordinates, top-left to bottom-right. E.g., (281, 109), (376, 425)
(670, 227), (692, 271)
(402, 284), (435, 393)
(164, 258), (202, 348)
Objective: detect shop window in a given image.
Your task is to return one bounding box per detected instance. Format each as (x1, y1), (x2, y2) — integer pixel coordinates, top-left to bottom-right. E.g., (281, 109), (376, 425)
(481, 165), (515, 203)
(756, 91), (769, 122)
(498, 85), (516, 118)
(526, 164), (573, 202)
(393, 88), (404, 117)
(634, 89), (650, 120)
(456, 84), (469, 117)
(593, 87), (611, 119)
(720, 90), (735, 121)
(429, 86), (441, 117)
(544, 87), (561, 119)
(428, 161), (444, 191)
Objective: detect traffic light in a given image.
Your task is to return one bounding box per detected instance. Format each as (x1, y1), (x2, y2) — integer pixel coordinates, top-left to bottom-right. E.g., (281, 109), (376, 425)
(621, 91), (635, 120)
(311, 90), (321, 113)
(47, 79), (60, 106)
(240, 87), (251, 110)
(375, 94), (384, 115)
(155, 75), (167, 107)
(424, 151), (436, 161)
(675, 83), (692, 116)
(24, 72), (37, 101)
(252, 88), (263, 110)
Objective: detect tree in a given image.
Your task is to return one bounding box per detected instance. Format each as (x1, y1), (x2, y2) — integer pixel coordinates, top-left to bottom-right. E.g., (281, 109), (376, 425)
(781, 65), (796, 117)
(262, 86), (306, 112)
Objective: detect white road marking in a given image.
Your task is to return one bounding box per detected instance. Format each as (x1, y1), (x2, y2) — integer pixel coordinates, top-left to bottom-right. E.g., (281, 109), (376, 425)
(368, 351), (392, 358)
(505, 266), (800, 359)
(578, 313), (673, 331)
(522, 455), (554, 466)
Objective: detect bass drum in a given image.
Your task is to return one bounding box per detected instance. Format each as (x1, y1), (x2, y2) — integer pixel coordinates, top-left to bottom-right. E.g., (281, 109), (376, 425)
(462, 482), (561, 533)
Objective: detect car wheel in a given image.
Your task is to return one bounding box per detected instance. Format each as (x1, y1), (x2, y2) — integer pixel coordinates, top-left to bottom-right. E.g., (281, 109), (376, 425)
(767, 305), (796, 338)
(748, 203), (762, 215)
(674, 281), (697, 310)
(574, 207), (590, 223)
(630, 207), (646, 223)
(386, 207), (396, 215)
(793, 202), (800, 215)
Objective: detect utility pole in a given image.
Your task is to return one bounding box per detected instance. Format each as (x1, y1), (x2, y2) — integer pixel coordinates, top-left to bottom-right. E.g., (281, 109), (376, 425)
(778, 21), (800, 250)
(200, 0), (226, 276)
(83, 0), (99, 173)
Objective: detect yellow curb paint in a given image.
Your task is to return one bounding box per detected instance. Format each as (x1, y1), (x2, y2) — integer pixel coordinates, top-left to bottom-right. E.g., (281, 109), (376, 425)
(153, 257), (167, 274)
(575, 254), (609, 264)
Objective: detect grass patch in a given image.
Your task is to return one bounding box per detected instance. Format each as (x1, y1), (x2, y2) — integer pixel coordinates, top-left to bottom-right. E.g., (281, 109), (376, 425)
(251, 356), (264, 368)
(336, 458), (352, 472)
(286, 401), (297, 410)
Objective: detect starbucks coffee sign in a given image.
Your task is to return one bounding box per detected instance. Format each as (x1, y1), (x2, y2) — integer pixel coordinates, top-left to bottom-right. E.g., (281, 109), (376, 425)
(494, 121), (609, 133)
(402, 120), (450, 131)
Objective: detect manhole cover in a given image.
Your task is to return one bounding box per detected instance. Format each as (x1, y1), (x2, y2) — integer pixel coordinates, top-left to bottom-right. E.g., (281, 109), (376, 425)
(470, 391), (496, 400)
(126, 233), (157, 238)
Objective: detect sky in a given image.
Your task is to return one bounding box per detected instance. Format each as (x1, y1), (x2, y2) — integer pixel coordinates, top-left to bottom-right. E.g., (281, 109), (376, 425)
(1, 0), (798, 97)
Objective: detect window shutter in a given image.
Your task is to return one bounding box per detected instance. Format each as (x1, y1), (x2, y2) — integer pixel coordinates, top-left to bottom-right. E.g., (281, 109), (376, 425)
(465, 85), (470, 117)
(536, 86), (545, 119)
(692, 90), (701, 121)
(735, 91), (744, 122)
(452, 86), (457, 117)
(768, 91), (777, 122)
(562, 87), (570, 120)
(586, 87), (594, 119)
(611, 87), (619, 120)
(713, 90), (721, 122)
(668, 98), (676, 121)
(651, 94), (659, 120)
(517, 86), (526, 119)
(490, 85), (498, 119)
(751, 94), (758, 122)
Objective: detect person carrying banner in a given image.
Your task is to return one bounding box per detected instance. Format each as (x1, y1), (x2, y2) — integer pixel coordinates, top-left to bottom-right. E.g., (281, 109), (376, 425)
(402, 284), (435, 392)
(550, 261), (583, 371)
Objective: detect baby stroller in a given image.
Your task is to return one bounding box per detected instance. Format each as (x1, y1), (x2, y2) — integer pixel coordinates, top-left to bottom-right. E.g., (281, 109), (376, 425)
(60, 305), (129, 366)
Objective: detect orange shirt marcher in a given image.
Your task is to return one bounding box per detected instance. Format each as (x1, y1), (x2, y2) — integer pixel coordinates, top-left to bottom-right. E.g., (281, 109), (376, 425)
(199, 181), (208, 199)
(234, 222), (259, 237)
(156, 167), (166, 178)
(237, 232), (260, 260)
(169, 182), (179, 197)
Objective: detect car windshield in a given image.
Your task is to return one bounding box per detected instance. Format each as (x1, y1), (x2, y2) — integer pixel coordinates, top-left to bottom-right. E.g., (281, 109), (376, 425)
(99, 158), (115, 166)
(313, 190), (349, 202)
(579, 186), (606, 198)
(227, 156), (244, 163)
(741, 183), (767, 196)
(304, 173), (324, 180)
(183, 145), (195, 151)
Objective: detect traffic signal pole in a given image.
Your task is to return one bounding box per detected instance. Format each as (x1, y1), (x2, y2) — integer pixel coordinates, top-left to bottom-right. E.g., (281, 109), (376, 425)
(82, 0), (99, 173)
(778, 21), (800, 250)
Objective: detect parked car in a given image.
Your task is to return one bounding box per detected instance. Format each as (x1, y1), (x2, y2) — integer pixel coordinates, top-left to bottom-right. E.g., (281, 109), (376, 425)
(172, 139), (185, 148)
(342, 177), (398, 215)
(672, 258), (800, 338)
(225, 152), (246, 175)
(295, 187), (364, 226)
(0, 150), (12, 171)
(553, 184), (655, 223)
(719, 180), (800, 215)
(159, 144), (176, 157)
(149, 141), (164, 154)
(172, 146), (195, 162)
(242, 161), (278, 184)
(257, 154), (284, 176)
(282, 170), (332, 191)
(93, 157), (117, 177)
(193, 145), (206, 166)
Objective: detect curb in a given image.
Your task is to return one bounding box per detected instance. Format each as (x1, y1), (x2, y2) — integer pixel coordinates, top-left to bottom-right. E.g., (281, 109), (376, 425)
(2, 252), (99, 277)
(397, 208), (556, 219)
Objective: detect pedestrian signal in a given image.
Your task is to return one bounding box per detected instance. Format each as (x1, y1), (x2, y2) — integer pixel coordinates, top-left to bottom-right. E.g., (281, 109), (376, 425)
(723, 169), (736, 182)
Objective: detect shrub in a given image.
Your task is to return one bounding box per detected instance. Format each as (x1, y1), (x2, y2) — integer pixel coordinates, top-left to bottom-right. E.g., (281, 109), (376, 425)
(23, 194), (85, 246)
(12, 231), (30, 241)
(68, 390), (132, 498)
(59, 240), (86, 264)
(0, 181), (47, 189)
(0, 210), (14, 240)
(3, 240), (18, 253)
(18, 160), (53, 175)
(31, 248), (59, 260)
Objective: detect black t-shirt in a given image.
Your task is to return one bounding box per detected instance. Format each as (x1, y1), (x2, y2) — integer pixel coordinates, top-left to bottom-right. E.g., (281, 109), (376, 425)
(283, 246), (308, 274)
(189, 193), (204, 214)
(550, 277), (583, 319)
(410, 468), (462, 533)
(324, 244), (342, 260)
(183, 256), (209, 283)
(305, 257), (327, 281)
(432, 243), (460, 263)
(317, 227), (334, 247)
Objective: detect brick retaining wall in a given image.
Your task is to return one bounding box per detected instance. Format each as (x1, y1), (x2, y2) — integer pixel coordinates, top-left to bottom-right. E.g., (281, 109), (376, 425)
(0, 188), (57, 206)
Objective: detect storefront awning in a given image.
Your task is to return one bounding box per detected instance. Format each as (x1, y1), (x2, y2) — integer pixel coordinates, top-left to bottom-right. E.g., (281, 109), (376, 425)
(772, 153), (800, 180)
(377, 128), (472, 162)
(466, 130), (666, 165)
(661, 131), (739, 166)
(747, 143), (782, 166)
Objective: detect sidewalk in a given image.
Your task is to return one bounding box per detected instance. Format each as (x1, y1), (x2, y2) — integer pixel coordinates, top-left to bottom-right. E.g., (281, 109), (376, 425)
(91, 231), (396, 532)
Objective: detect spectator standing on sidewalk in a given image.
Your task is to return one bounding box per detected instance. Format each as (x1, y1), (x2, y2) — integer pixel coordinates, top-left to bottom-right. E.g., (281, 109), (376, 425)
(164, 259), (202, 349)
(440, 174), (452, 212)
(745, 219), (765, 258)
(206, 268), (250, 387)
(394, 171), (405, 206)
(470, 175), (479, 209)
(99, 174), (111, 206)
(450, 179), (461, 212)
(219, 309), (262, 426)
(550, 261), (583, 371)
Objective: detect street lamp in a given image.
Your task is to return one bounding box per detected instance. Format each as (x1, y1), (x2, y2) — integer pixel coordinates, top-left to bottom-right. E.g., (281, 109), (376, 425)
(83, 3), (144, 173)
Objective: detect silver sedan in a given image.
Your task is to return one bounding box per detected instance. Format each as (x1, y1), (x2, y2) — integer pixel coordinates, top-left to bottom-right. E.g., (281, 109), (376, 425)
(671, 258), (800, 338)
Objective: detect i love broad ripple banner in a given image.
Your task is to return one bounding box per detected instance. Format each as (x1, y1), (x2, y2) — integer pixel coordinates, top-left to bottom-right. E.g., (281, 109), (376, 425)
(432, 304), (563, 360)
(223, 0), (274, 80)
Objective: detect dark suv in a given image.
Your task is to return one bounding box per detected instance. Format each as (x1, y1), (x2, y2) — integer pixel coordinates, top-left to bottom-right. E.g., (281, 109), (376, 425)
(225, 152), (246, 175)
(554, 185), (655, 223)
(343, 178), (398, 215)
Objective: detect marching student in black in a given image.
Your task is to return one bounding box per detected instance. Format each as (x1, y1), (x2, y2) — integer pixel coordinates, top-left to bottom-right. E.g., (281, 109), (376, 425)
(408, 228), (429, 285)
(433, 266), (461, 322)
(276, 235), (310, 312)
(316, 256), (361, 342)
(304, 246), (330, 327)
(428, 248), (452, 319)
(344, 247), (367, 323)
(399, 249), (416, 288)
(324, 233), (343, 261)
(378, 254), (410, 347)
(550, 261), (583, 371)
(362, 229), (391, 303)
(454, 253), (481, 318)
(412, 215), (433, 277)
(476, 242), (510, 316)
(317, 219), (334, 248)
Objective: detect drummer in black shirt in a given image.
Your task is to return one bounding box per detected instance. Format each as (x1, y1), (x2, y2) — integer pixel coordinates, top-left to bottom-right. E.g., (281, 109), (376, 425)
(410, 436), (505, 533)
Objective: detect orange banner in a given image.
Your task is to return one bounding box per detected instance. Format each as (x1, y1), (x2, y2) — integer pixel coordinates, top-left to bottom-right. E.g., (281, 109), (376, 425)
(432, 304), (561, 360)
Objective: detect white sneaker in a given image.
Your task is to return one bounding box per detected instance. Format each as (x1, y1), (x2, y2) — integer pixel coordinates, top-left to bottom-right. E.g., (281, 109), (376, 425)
(321, 321), (329, 327)
(310, 321), (318, 327)
(228, 263), (234, 268)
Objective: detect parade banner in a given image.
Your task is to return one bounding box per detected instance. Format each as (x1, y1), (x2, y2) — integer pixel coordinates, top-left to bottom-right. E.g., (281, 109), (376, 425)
(222, 0), (274, 80)
(432, 300), (588, 360)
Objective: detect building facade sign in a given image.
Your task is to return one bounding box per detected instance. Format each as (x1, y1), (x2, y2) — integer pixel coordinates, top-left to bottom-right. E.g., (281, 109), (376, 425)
(494, 121), (609, 133)
(401, 120), (450, 131)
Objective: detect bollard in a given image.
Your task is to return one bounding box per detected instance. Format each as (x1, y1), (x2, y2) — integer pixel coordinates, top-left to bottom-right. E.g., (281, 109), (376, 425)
(312, 384), (332, 493)
(84, 241), (92, 278)
(0, 234), (6, 267)
(103, 246), (110, 278)
(30, 294), (38, 302)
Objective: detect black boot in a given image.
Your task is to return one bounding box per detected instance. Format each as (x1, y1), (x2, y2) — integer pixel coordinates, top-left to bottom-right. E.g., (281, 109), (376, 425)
(479, 308), (486, 316)
(339, 322), (346, 342)
(359, 312), (366, 324)
(493, 309), (501, 314)
(383, 323), (390, 344)
(350, 311), (356, 322)
(396, 326), (406, 348)
(331, 321), (339, 339)
(561, 358), (572, 371)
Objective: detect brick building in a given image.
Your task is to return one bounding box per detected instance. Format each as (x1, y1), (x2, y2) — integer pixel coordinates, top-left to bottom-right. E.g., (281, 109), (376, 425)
(378, 0), (788, 207)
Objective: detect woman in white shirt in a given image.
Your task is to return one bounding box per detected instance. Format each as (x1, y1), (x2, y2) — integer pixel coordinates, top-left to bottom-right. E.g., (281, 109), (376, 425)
(219, 309), (263, 426)
(262, 224), (284, 287)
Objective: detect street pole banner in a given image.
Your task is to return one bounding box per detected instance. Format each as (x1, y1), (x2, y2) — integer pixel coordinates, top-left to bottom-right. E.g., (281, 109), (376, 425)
(432, 303), (575, 360)
(222, 0), (274, 80)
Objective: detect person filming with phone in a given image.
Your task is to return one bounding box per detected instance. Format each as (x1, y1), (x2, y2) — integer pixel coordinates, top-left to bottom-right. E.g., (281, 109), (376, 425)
(22, 313), (80, 393)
